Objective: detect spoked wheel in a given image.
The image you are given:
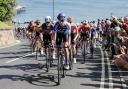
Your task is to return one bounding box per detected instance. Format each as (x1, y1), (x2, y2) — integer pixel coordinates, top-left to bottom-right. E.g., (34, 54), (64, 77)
(69, 49), (73, 70)
(62, 55), (66, 78)
(35, 48), (38, 60)
(83, 42), (86, 63)
(57, 53), (63, 85)
(90, 46), (94, 58)
(46, 51), (50, 72)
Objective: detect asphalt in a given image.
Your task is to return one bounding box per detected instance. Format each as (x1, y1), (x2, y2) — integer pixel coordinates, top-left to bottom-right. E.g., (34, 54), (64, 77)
(0, 38), (127, 89)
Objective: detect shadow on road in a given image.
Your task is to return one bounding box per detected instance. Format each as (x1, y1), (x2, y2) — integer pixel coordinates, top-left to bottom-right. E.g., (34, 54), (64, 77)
(0, 74), (58, 87)
(0, 64), (46, 73)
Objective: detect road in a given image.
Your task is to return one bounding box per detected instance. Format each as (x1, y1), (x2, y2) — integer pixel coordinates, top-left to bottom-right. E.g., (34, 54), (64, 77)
(0, 38), (127, 89)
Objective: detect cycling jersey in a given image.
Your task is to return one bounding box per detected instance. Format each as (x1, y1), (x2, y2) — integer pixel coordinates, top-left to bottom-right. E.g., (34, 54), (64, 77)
(35, 25), (41, 37)
(70, 23), (78, 44)
(41, 23), (53, 46)
(79, 25), (90, 41)
(54, 21), (71, 45)
(27, 25), (34, 32)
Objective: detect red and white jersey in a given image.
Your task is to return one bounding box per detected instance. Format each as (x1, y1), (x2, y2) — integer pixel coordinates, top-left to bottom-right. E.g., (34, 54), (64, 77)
(70, 23), (78, 33)
(78, 24), (91, 33)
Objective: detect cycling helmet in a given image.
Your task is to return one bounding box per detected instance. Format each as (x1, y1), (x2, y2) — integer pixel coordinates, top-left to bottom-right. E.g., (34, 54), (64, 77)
(35, 20), (40, 25)
(45, 16), (52, 23)
(57, 12), (66, 21)
(82, 20), (88, 25)
(114, 26), (121, 32)
(106, 19), (111, 25)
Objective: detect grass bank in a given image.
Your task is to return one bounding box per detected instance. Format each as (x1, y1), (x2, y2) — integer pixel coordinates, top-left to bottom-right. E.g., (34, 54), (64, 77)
(0, 21), (12, 29)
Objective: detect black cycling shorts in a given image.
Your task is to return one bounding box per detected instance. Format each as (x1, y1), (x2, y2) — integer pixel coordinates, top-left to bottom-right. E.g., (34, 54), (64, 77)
(71, 33), (77, 44)
(80, 32), (89, 41)
(43, 34), (51, 46)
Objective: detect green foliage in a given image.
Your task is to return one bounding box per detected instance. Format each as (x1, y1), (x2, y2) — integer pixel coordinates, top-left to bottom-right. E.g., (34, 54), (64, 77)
(0, 21), (12, 29)
(0, 0), (16, 22)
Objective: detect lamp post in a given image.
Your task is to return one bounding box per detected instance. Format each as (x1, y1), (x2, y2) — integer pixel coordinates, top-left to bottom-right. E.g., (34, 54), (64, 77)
(53, 0), (55, 21)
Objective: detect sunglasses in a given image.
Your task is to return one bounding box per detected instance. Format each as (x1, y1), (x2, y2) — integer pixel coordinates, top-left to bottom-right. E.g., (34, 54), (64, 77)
(59, 20), (64, 22)
(83, 23), (87, 25)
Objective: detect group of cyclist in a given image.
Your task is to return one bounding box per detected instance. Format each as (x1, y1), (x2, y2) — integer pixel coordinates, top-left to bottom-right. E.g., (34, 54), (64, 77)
(25, 12), (128, 70)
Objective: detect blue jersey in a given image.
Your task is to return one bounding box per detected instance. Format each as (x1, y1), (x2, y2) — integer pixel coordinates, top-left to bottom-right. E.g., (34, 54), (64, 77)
(53, 21), (71, 32)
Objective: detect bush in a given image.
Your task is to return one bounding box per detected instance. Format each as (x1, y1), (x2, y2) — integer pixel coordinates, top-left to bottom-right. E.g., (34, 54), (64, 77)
(0, 0), (16, 22)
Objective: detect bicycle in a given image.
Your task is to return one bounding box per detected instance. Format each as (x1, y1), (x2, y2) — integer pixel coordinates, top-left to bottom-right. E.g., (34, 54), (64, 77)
(81, 36), (89, 63)
(69, 47), (73, 70)
(44, 42), (53, 72)
(90, 40), (94, 57)
(56, 45), (73, 85)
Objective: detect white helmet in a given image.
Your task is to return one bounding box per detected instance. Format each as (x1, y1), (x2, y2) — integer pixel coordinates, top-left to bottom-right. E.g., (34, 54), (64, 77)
(82, 20), (88, 25)
(106, 20), (111, 25)
(45, 16), (52, 23)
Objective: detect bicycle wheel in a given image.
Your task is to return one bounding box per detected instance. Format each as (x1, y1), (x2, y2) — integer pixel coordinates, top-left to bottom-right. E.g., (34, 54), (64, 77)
(31, 37), (34, 52)
(46, 50), (50, 72)
(49, 47), (53, 67)
(35, 47), (38, 60)
(57, 53), (63, 85)
(62, 54), (66, 78)
(69, 49), (73, 70)
(90, 46), (94, 57)
(83, 42), (86, 63)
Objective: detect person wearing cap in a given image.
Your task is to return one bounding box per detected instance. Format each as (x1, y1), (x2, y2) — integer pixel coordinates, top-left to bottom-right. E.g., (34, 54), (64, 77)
(41, 16), (55, 57)
(67, 16), (78, 63)
(53, 12), (71, 70)
(26, 21), (35, 40)
(33, 20), (43, 52)
(79, 20), (91, 54)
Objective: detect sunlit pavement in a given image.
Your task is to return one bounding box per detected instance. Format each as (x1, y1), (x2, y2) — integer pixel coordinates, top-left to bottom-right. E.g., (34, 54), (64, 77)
(0, 38), (127, 89)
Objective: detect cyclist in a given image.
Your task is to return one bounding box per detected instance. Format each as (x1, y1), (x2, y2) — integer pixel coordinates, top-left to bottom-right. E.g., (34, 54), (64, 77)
(26, 21), (35, 40)
(41, 16), (55, 58)
(90, 21), (97, 48)
(79, 20), (91, 54)
(53, 12), (71, 70)
(97, 19), (102, 42)
(67, 17), (78, 63)
(33, 20), (43, 52)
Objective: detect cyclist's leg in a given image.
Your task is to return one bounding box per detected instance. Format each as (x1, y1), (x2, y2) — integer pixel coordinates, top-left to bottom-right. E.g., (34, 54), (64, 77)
(63, 30), (70, 69)
(28, 32), (32, 40)
(56, 31), (62, 52)
(71, 33), (76, 58)
(86, 38), (90, 53)
(43, 34), (49, 54)
(33, 36), (38, 52)
(81, 33), (85, 54)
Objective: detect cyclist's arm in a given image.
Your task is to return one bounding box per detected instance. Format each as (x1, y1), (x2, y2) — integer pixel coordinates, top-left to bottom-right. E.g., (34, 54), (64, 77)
(40, 30), (43, 41)
(53, 22), (58, 46)
(68, 23), (71, 46)
(74, 24), (79, 41)
(77, 26), (82, 40)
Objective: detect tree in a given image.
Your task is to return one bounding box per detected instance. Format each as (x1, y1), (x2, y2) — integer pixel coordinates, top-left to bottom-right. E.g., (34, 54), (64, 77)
(0, 0), (16, 22)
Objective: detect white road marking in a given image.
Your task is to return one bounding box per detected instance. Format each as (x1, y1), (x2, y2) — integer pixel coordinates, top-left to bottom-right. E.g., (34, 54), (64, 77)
(105, 51), (128, 89)
(105, 51), (113, 89)
(99, 46), (105, 89)
(5, 52), (35, 63)
(118, 67), (128, 89)
(0, 40), (21, 49)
